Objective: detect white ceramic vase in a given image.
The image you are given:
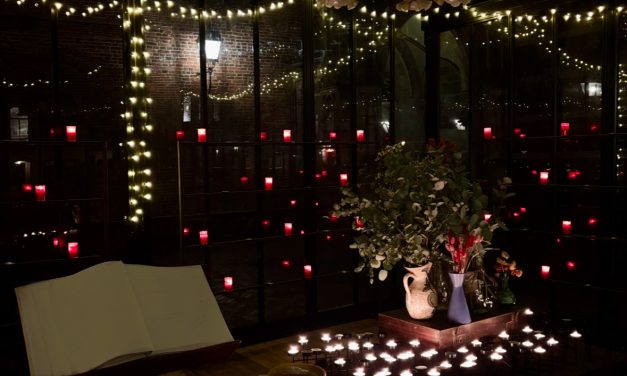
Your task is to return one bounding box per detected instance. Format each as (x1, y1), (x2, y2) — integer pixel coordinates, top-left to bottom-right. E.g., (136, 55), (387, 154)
(403, 262), (437, 320)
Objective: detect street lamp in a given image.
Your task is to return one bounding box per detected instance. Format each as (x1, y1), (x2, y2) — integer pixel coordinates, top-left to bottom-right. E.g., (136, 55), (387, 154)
(205, 29), (221, 94)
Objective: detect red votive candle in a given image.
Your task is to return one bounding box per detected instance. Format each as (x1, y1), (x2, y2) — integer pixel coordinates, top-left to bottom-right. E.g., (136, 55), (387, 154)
(53, 238), (59, 248)
(281, 260), (291, 268)
(284, 223), (293, 236)
(290, 200), (297, 207)
(514, 128), (521, 135)
(520, 207), (527, 214)
(260, 131), (267, 141)
(329, 214), (338, 222)
(321, 170), (328, 177)
(484, 213), (492, 221)
(539, 171), (549, 185)
(264, 177), (273, 190)
(22, 184), (33, 193)
(304, 265), (313, 279)
(339, 173), (349, 186)
(197, 128), (206, 143)
(176, 130), (184, 140)
(562, 220), (572, 234)
(183, 227), (190, 236)
(66, 125), (77, 142)
(560, 122), (570, 136)
(223, 277), (233, 292)
(566, 261), (576, 270)
(588, 217), (598, 226)
(541, 265), (550, 279)
(262, 219), (270, 230)
(315, 173), (322, 180)
(356, 129), (365, 142)
(567, 170), (578, 180)
(483, 127), (493, 140)
(590, 123), (600, 132)
(283, 129), (292, 142)
(329, 132), (337, 140)
(199, 230), (209, 245)
(68, 242), (79, 258)
(240, 176), (249, 186)
(355, 216), (364, 228)
(35, 185), (46, 201)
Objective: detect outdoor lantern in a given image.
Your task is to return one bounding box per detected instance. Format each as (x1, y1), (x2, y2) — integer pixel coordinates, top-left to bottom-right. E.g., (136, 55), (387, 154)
(205, 30), (222, 63)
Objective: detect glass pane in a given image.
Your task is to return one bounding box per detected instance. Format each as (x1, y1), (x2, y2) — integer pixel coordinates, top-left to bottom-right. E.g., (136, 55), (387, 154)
(472, 19), (509, 181)
(620, 12), (627, 133)
(395, 15), (426, 150)
(439, 27), (470, 153)
(511, 139), (553, 184)
(512, 11), (553, 137)
(558, 10), (603, 135)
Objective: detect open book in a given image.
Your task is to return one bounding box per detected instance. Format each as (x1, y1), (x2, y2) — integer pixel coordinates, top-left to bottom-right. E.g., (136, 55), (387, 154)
(15, 261), (234, 376)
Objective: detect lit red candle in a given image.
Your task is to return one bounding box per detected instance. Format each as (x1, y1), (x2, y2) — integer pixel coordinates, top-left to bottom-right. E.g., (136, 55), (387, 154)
(329, 214), (338, 222)
(183, 227), (190, 236)
(53, 238), (59, 248)
(197, 128), (207, 143)
(590, 123), (600, 132)
(68, 242), (79, 258)
(356, 129), (365, 142)
(321, 170), (328, 177)
(304, 265), (313, 279)
(199, 230), (209, 245)
(284, 223), (293, 236)
(484, 213), (492, 221)
(588, 217), (598, 226)
(262, 219), (270, 230)
(66, 125), (77, 142)
(539, 171), (549, 185)
(290, 200), (297, 207)
(340, 173), (349, 186)
(560, 122), (570, 136)
(315, 173), (322, 180)
(520, 207), (527, 214)
(176, 130), (184, 140)
(514, 128), (521, 135)
(567, 170), (578, 180)
(541, 265), (550, 279)
(240, 176), (249, 186)
(282, 260), (291, 268)
(355, 216), (364, 228)
(265, 177), (273, 190)
(223, 277), (233, 292)
(326, 235), (332, 241)
(283, 129), (292, 142)
(561, 220), (572, 234)
(483, 127), (493, 140)
(260, 131), (267, 141)
(566, 261), (576, 270)
(35, 185), (46, 201)
(22, 184), (33, 193)
(329, 132), (337, 140)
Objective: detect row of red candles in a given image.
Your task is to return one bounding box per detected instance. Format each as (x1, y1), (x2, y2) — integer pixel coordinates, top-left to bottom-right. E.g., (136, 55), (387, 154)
(179, 129), (366, 142)
(483, 122), (599, 140)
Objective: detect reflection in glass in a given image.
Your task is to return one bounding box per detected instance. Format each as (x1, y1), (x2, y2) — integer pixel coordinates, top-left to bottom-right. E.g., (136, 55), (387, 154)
(439, 27), (470, 153)
(558, 12), (603, 135)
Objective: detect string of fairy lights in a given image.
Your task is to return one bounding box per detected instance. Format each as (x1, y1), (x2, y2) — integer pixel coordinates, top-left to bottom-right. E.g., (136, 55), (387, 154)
(124, 3), (153, 224)
(1, 65), (102, 89)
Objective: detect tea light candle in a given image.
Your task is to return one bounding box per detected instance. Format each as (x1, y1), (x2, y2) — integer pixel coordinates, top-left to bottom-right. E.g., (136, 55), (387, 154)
(240, 176), (249, 186)
(197, 128), (206, 142)
(283, 129), (292, 142)
(522, 340), (534, 348)
(484, 213), (492, 221)
(547, 338), (559, 346)
(303, 265), (312, 279)
(498, 331), (509, 340)
(340, 173), (349, 186)
(264, 177), (273, 190)
(490, 352), (503, 361)
(562, 220), (572, 234)
(365, 353), (377, 362)
(457, 346), (469, 353)
(348, 341), (359, 351)
(534, 333), (546, 340)
(399, 370), (412, 376)
(397, 351), (414, 360)
(483, 127), (493, 140)
(223, 276), (233, 292)
(386, 340), (397, 349)
(183, 227), (190, 236)
(290, 199), (297, 207)
(409, 339), (421, 348)
(566, 261), (576, 270)
(560, 122), (570, 136)
(524, 308), (534, 315)
(522, 325), (533, 334)
(353, 368), (366, 376)
(539, 171), (549, 184)
(199, 230), (209, 245)
(495, 346), (507, 354)
(53, 238), (59, 247)
(427, 368), (440, 376)
(281, 260), (290, 268)
(284, 223), (293, 236)
(362, 341), (374, 350)
(67, 242), (79, 258)
(541, 265), (551, 279)
(460, 360), (476, 368)
(471, 339), (482, 347)
(588, 217), (598, 226)
(570, 330), (582, 338)
(465, 354), (477, 362)
(534, 346), (546, 354)
(329, 132), (337, 140)
(356, 129), (365, 142)
(439, 360), (452, 369)
(22, 184), (33, 193)
(298, 336), (308, 347)
(176, 130), (184, 140)
(287, 345), (299, 355)
(420, 349), (437, 359)
(35, 185), (46, 201)
(334, 358), (346, 367)
(66, 125), (77, 142)
(321, 333), (331, 342)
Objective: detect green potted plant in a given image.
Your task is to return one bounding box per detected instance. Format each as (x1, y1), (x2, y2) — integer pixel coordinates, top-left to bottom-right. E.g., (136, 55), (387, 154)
(332, 141), (513, 321)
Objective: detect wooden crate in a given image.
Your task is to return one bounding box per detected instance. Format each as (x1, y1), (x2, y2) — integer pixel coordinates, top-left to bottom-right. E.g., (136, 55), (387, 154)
(378, 308), (526, 349)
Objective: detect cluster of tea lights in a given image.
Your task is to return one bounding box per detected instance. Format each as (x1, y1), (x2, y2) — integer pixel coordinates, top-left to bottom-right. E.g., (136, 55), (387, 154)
(285, 310), (584, 376)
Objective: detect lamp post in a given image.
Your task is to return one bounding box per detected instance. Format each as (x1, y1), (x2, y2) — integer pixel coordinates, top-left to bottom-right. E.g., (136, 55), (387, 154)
(205, 30), (221, 99)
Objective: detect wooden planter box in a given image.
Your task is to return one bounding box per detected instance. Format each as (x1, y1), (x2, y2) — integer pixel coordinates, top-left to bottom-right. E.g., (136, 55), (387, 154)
(378, 308), (527, 349)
